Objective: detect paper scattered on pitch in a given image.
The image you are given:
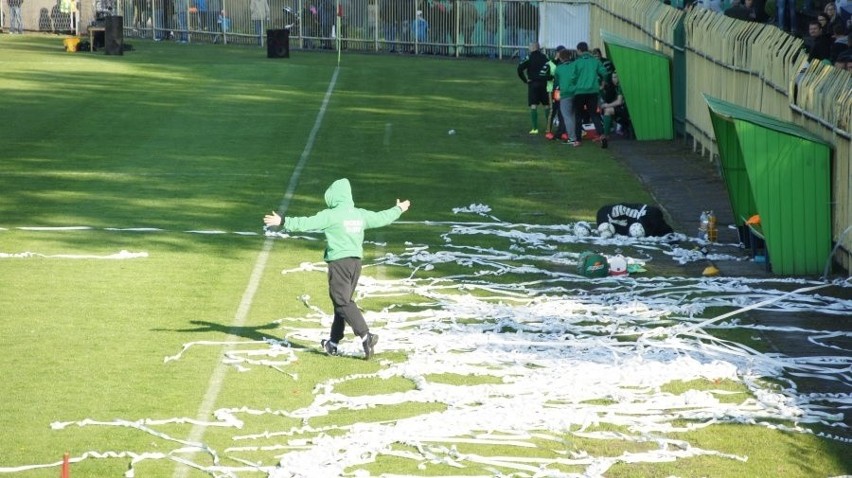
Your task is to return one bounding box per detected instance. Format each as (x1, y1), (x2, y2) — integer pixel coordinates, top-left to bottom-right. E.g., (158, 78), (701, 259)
(6, 206), (851, 478)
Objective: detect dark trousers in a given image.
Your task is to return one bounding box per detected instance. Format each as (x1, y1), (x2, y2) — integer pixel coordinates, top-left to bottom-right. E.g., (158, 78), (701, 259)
(574, 93), (603, 138)
(327, 257), (369, 342)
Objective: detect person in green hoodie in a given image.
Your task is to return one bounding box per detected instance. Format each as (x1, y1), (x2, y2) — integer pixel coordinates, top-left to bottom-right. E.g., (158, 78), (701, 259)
(569, 41), (610, 148)
(263, 178), (411, 360)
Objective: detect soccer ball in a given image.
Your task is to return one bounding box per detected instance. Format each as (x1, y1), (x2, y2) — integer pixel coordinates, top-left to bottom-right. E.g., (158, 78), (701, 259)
(574, 221), (592, 237)
(629, 222), (646, 238)
(597, 222), (615, 239)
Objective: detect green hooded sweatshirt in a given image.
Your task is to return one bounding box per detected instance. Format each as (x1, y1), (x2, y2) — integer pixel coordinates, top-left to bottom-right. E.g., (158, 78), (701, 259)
(281, 178), (403, 262)
(569, 52), (609, 95)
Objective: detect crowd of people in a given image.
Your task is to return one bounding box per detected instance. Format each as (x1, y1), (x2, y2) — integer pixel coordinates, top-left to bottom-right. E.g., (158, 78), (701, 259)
(680, 0), (851, 67)
(517, 41), (627, 149)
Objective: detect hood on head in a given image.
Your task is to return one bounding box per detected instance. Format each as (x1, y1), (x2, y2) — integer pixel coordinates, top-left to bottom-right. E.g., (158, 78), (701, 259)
(324, 178), (354, 208)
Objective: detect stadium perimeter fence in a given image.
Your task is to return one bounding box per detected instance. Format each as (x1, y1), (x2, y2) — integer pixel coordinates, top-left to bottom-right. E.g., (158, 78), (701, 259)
(0, 0), (593, 58)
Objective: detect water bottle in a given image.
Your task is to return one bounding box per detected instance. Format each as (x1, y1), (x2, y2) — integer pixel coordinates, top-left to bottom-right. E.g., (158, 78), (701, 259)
(698, 211), (709, 240)
(707, 211), (717, 242)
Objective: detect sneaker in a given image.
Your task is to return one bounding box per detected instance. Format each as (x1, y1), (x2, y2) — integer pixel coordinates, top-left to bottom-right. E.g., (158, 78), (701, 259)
(362, 333), (379, 360)
(528, 129), (539, 135)
(562, 139), (581, 147)
(320, 339), (338, 356)
(545, 132), (555, 140)
(601, 137), (608, 149)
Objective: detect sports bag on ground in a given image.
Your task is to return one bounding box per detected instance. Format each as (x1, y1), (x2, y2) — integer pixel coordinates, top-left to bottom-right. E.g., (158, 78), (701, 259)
(577, 251), (609, 278)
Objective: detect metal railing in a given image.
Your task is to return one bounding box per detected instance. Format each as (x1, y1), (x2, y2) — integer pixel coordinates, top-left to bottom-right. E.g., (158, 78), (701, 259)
(111, 0), (563, 58)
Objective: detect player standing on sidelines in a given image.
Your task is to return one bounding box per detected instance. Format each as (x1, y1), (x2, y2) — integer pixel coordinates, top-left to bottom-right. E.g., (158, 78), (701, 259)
(517, 42), (552, 135)
(569, 42), (610, 148)
(263, 178), (411, 360)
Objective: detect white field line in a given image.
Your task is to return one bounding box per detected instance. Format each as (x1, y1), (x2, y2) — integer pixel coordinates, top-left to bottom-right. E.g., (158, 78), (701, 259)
(172, 66), (341, 478)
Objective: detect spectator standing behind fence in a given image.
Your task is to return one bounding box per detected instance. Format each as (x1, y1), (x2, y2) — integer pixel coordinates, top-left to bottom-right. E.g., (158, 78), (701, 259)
(426, 0), (450, 55)
(805, 19), (832, 60)
(395, 0), (414, 53)
(724, 0), (766, 22)
(776, 0), (802, 33)
(836, 50), (852, 70)
(412, 9), (428, 50)
(503, 0), (520, 57)
(378, 0), (395, 51)
(153, 0), (167, 40)
(693, 0), (723, 12)
(817, 12), (834, 39)
(213, 9), (230, 43)
(133, 0), (147, 30)
(318, 0), (334, 49)
(830, 22), (849, 60)
(250, 0), (270, 46)
(175, 0), (189, 42)
(824, 2), (847, 34)
(517, 42), (552, 135)
(482, 0), (499, 58)
(517, 1), (538, 56)
(366, 0), (375, 41)
(303, 2), (319, 47)
(453, 0), (476, 56)
(194, 0), (210, 31)
(9, 0), (24, 33)
(570, 41), (610, 148)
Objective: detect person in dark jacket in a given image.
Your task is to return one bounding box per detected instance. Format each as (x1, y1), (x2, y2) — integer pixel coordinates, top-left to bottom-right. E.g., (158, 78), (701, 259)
(517, 42), (552, 135)
(9, 0), (24, 34)
(805, 20), (832, 61)
(569, 42), (610, 148)
(724, 0), (766, 22)
(263, 179), (410, 360)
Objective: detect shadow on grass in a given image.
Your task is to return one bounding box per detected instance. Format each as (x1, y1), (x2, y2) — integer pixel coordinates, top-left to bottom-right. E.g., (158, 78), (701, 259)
(154, 319), (300, 345)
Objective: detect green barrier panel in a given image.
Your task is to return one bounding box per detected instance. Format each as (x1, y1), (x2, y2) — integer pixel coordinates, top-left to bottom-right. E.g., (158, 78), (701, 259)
(705, 95), (832, 275)
(601, 30), (674, 141)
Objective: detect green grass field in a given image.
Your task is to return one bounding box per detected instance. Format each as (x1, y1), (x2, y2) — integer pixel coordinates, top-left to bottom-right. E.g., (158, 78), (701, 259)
(1, 34), (850, 477)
